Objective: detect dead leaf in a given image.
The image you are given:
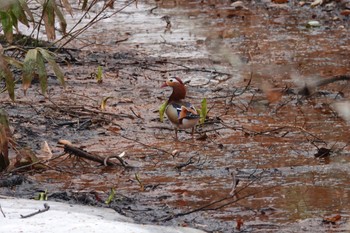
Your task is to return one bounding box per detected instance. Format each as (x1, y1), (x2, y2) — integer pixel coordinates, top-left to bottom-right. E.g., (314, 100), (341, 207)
(322, 214), (341, 224)
(196, 133), (208, 141)
(100, 96), (113, 110)
(261, 81), (282, 103)
(61, 0), (73, 16)
(236, 217), (244, 231)
(14, 148), (45, 170)
(340, 10), (350, 16)
(106, 0), (115, 9)
(272, 0), (288, 3)
(42, 0), (56, 40)
(58, 139), (72, 146)
(314, 147), (331, 158)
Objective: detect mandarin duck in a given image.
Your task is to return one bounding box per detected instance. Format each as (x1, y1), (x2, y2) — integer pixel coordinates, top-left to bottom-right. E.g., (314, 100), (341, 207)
(161, 77), (200, 139)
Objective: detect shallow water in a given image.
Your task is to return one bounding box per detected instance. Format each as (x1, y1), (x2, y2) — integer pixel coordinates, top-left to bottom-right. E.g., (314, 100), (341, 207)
(2, 0), (350, 232)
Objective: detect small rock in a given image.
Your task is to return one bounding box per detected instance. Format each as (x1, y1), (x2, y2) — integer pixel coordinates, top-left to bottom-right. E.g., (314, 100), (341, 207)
(306, 20), (321, 27)
(172, 150), (179, 156)
(230, 1), (248, 10)
(324, 2), (335, 11)
(310, 0), (323, 7)
(345, 2), (350, 9)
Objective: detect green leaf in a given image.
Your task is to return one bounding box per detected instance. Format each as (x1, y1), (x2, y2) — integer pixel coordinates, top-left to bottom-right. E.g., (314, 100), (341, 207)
(159, 100), (168, 122)
(22, 48), (38, 94)
(9, 10), (18, 31)
(11, 0), (29, 27)
(38, 48), (65, 87)
(0, 54), (15, 100)
(36, 52), (48, 94)
(0, 109), (10, 171)
(19, 0), (34, 24)
(96, 65), (103, 83)
(4, 56), (23, 69)
(35, 189), (48, 201)
(105, 188), (116, 205)
(0, 12), (14, 43)
(5, 69), (15, 101)
(200, 98), (207, 125)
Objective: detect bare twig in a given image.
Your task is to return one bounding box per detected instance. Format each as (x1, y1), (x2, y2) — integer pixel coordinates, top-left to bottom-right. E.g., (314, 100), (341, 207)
(118, 134), (173, 156)
(175, 156), (196, 170)
(229, 72), (253, 103)
(160, 169), (272, 221)
(56, 0), (137, 49)
(0, 204), (5, 217)
(103, 152), (131, 168)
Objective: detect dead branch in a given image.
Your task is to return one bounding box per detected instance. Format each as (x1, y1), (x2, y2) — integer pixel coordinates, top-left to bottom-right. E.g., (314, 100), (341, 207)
(63, 144), (123, 167)
(229, 71), (253, 102)
(20, 203), (50, 218)
(175, 156), (196, 170)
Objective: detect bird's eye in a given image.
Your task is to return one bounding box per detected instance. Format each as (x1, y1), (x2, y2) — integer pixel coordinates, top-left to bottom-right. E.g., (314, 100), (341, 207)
(169, 79), (173, 82)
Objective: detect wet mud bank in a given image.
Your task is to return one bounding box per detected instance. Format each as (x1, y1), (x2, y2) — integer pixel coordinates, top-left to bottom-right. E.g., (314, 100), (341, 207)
(1, 0), (350, 232)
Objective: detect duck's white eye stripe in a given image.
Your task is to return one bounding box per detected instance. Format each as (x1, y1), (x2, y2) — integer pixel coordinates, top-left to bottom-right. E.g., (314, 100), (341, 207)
(168, 78), (178, 83)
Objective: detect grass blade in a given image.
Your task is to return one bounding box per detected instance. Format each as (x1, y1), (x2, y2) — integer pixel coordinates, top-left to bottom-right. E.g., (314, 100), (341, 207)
(159, 100), (168, 122)
(200, 98), (207, 125)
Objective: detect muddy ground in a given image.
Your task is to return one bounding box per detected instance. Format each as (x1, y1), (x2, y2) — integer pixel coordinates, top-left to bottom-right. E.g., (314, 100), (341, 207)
(1, 0), (350, 232)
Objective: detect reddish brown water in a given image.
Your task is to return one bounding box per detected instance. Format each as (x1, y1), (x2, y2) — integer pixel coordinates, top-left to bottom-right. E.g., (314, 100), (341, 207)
(1, 0), (350, 232)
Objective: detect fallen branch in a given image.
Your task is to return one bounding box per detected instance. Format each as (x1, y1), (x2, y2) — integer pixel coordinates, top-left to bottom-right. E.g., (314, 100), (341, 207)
(20, 203), (50, 218)
(63, 144), (121, 167)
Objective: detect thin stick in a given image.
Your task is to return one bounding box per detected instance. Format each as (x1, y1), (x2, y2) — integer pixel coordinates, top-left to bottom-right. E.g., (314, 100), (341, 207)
(20, 203), (50, 218)
(0, 204), (5, 217)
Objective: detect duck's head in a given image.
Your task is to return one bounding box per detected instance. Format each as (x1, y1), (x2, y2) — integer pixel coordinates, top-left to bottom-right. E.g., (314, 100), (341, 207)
(161, 77), (184, 88)
(161, 77), (186, 102)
